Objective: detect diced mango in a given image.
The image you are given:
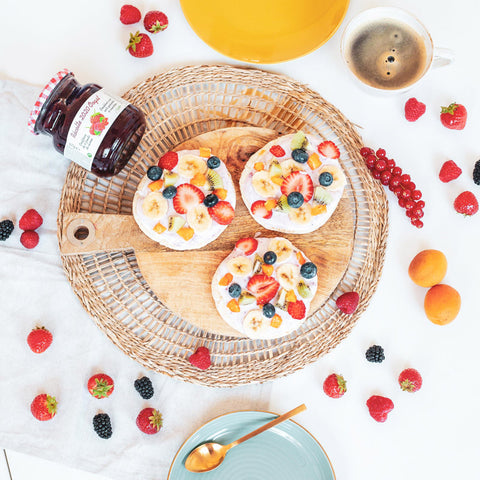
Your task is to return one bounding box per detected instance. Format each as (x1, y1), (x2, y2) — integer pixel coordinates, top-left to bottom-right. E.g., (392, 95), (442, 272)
(227, 299), (240, 312)
(264, 199), (277, 211)
(214, 188), (228, 200)
(286, 290), (297, 303)
(271, 175), (284, 186)
(219, 272), (233, 286)
(177, 226), (194, 241)
(254, 162), (264, 171)
(296, 251), (307, 265)
(311, 204), (327, 216)
(199, 147), (212, 158)
(262, 264), (274, 276)
(190, 173), (207, 187)
(270, 314), (283, 328)
(153, 223), (166, 234)
(148, 179), (164, 191)
(307, 152), (322, 170)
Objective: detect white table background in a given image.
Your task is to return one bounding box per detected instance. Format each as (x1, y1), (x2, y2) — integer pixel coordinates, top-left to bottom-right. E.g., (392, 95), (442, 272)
(1, 0), (480, 479)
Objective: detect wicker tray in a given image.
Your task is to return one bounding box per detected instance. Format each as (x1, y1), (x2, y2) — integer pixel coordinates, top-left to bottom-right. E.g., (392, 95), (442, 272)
(57, 65), (388, 387)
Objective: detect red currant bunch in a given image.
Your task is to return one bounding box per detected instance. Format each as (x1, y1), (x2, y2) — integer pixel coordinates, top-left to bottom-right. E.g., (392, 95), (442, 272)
(360, 146), (425, 228)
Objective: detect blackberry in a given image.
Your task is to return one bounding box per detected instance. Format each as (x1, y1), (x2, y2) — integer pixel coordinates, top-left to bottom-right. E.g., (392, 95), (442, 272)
(473, 160), (480, 185)
(0, 220), (14, 241)
(93, 413), (112, 439)
(134, 376), (154, 399)
(365, 345), (385, 363)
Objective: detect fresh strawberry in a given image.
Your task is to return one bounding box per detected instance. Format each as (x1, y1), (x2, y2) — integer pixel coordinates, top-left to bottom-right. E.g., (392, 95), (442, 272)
(31, 394), (57, 421)
(20, 230), (39, 249)
(454, 191), (478, 216)
(398, 368), (423, 392)
(188, 346), (211, 370)
(127, 31), (153, 58)
(158, 151), (178, 170)
(366, 395), (394, 422)
(317, 140), (340, 159)
(439, 160), (462, 183)
(19, 209), (43, 231)
(323, 373), (347, 398)
(247, 274), (280, 305)
(208, 200), (235, 225)
(269, 145), (286, 157)
(287, 299), (306, 319)
(251, 200), (272, 219)
(87, 374), (114, 399)
(280, 171), (314, 202)
(336, 291), (359, 314)
(235, 237), (258, 256)
(136, 407), (163, 434)
(173, 183), (205, 214)
(143, 10), (168, 33)
(404, 97), (426, 122)
(120, 4), (141, 24)
(27, 327), (52, 353)
(440, 103), (467, 130)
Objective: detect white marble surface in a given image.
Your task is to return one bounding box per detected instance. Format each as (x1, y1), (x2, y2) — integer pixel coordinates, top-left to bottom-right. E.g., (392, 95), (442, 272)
(1, 0), (480, 478)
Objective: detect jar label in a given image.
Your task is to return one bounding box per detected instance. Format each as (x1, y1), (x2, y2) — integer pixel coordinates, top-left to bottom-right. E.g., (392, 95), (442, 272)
(64, 89), (130, 171)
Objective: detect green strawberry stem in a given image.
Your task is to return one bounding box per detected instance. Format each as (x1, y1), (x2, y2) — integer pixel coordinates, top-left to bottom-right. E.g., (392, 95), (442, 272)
(149, 410), (163, 431)
(93, 379), (113, 398)
(127, 31), (142, 52)
(46, 395), (58, 414)
(441, 103), (458, 114)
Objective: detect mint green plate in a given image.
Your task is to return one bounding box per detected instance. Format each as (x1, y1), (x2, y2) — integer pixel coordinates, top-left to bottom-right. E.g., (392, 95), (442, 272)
(168, 411), (335, 479)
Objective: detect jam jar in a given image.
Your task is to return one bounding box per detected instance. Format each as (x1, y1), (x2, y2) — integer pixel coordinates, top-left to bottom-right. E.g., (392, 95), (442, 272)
(29, 69), (146, 177)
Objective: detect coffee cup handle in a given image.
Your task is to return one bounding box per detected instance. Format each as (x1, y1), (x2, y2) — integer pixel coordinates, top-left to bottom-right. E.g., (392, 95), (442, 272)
(432, 47), (455, 68)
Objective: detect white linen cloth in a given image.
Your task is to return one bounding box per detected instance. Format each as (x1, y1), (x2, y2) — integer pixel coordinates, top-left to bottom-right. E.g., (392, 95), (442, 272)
(0, 79), (271, 480)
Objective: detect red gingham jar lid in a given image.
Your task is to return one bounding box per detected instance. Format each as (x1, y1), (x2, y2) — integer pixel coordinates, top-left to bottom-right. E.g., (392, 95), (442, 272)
(28, 68), (71, 134)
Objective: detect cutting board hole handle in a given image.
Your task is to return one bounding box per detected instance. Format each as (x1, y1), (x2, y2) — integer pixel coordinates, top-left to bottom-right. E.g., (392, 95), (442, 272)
(66, 217), (96, 247)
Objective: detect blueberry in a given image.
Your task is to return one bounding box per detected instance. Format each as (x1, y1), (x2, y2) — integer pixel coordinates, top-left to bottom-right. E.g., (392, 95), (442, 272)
(204, 193), (219, 208)
(162, 185), (177, 199)
(319, 172), (333, 187)
(147, 166), (163, 181)
(300, 262), (317, 279)
(263, 303), (276, 318)
(263, 251), (277, 265)
(292, 148), (309, 164)
(287, 192), (304, 208)
(207, 156), (221, 169)
(228, 283), (242, 298)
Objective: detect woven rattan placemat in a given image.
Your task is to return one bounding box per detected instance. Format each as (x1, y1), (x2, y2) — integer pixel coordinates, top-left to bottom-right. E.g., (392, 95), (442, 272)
(57, 65), (388, 387)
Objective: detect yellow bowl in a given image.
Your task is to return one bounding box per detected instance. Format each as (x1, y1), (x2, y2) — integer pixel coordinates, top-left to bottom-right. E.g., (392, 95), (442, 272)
(180, 0), (350, 64)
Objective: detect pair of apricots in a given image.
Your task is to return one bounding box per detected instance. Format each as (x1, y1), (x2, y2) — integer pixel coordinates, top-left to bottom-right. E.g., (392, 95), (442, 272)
(408, 250), (461, 325)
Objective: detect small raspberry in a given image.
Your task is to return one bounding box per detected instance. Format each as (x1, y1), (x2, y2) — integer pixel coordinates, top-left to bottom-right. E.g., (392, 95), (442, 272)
(19, 209), (43, 231)
(20, 230), (39, 249)
(188, 347), (211, 370)
(269, 145), (286, 157)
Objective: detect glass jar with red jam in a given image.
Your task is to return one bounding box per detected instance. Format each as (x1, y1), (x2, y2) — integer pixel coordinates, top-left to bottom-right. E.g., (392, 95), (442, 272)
(29, 69), (146, 177)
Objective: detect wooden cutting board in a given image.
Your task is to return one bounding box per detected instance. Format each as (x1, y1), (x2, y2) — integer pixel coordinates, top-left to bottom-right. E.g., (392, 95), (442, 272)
(59, 127), (354, 336)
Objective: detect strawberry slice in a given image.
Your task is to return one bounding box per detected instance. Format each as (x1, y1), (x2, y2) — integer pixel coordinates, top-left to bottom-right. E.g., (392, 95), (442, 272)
(173, 183), (205, 214)
(287, 300), (306, 319)
(235, 237), (258, 256)
(280, 172), (313, 202)
(318, 141), (340, 159)
(269, 145), (286, 157)
(251, 200), (273, 219)
(208, 200), (235, 225)
(247, 274), (280, 305)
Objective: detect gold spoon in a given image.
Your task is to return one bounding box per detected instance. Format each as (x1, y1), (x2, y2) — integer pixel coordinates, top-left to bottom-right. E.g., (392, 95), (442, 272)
(184, 404), (307, 473)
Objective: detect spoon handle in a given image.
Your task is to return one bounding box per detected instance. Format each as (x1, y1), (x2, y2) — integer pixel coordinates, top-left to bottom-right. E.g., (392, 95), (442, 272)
(227, 404), (307, 449)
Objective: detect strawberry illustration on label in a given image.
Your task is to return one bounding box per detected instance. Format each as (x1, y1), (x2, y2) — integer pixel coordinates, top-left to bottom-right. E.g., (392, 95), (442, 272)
(89, 113), (109, 136)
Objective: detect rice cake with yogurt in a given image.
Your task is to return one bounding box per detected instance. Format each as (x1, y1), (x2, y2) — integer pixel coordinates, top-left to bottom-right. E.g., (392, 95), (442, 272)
(239, 132), (346, 234)
(133, 149), (236, 250)
(212, 236), (318, 339)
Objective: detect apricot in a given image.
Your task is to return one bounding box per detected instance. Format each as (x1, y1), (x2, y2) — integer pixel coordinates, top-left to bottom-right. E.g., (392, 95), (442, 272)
(408, 249), (447, 287)
(424, 284), (461, 325)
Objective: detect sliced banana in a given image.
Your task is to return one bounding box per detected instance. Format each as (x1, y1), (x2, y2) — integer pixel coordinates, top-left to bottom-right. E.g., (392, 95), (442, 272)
(252, 171), (280, 198)
(142, 192), (168, 219)
(280, 159), (304, 178)
(276, 263), (300, 290)
(177, 154), (207, 179)
(187, 204), (212, 233)
(227, 256), (253, 277)
(268, 238), (293, 263)
(288, 203), (312, 225)
(318, 165), (346, 190)
(243, 309), (270, 338)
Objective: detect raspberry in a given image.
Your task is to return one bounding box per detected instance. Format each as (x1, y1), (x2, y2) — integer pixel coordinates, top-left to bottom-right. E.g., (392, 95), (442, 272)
(158, 151), (178, 170)
(19, 209), (43, 230)
(269, 145), (286, 157)
(20, 230), (39, 249)
(287, 300), (306, 320)
(189, 346), (211, 370)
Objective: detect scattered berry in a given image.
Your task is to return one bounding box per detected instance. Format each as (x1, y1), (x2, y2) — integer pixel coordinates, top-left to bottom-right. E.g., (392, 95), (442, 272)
(365, 345), (385, 363)
(360, 147), (374, 157)
(454, 191), (478, 216)
(147, 166), (163, 181)
(120, 4), (141, 24)
(473, 160), (480, 186)
(207, 156), (221, 169)
(0, 219), (14, 241)
(208, 200), (235, 225)
(262, 303), (276, 318)
(251, 200), (272, 219)
(439, 160), (462, 183)
(235, 237), (258, 256)
(228, 283), (242, 298)
(19, 209), (43, 231)
(300, 262), (317, 279)
(440, 102), (467, 130)
(287, 191), (304, 208)
(127, 31), (153, 58)
(366, 395), (394, 422)
(20, 230), (39, 249)
(31, 394), (57, 421)
(398, 368), (423, 392)
(269, 145), (286, 157)
(188, 346), (211, 370)
(323, 373), (347, 398)
(203, 193), (219, 208)
(158, 151), (178, 170)
(247, 274), (280, 305)
(134, 376), (154, 399)
(93, 413), (113, 439)
(318, 140), (340, 159)
(88, 374), (114, 399)
(336, 291), (359, 314)
(287, 299), (306, 320)
(319, 172), (333, 187)
(404, 97), (426, 122)
(143, 10), (168, 33)
(136, 407), (163, 434)
(162, 185), (177, 199)
(291, 148), (309, 164)
(263, 251), (277, 265)
(27, 327), (52, 353)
